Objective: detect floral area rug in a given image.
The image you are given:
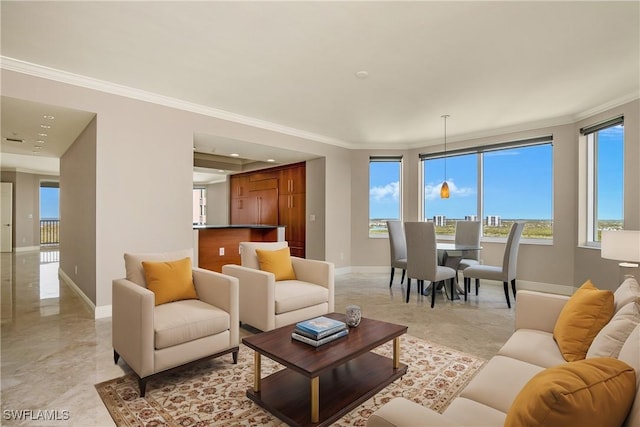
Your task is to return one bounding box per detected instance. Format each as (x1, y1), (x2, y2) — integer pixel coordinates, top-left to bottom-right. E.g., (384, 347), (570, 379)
(95, 335), (485, 426)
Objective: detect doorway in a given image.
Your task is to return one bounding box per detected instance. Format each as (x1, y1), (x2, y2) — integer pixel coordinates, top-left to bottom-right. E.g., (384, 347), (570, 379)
(40, 182), (60, 247)
(1, 182), (13, 252)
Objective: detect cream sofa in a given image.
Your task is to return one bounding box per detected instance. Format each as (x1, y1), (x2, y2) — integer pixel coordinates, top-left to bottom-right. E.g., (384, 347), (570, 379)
(222, 241), (334, 331)
(367, 280), (640, 427)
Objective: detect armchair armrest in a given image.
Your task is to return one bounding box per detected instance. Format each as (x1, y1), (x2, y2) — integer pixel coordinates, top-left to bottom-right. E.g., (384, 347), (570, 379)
(291, 257), (335, 312)
(515, 290), (570, 333)
(222, 264), (276, 332)
(192, 267), (239, 347)
(112, 278), (155, 378)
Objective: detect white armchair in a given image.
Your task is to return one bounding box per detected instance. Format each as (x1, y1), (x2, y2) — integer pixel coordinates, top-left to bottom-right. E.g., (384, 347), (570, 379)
(112, 249), (239, 396)
(222, 241), (334, 331)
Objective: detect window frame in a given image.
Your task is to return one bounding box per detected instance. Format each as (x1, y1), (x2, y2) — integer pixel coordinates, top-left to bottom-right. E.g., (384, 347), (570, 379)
(580, 116), (624, 245)
(368, 156), (403, 238)
(419, 135), (554, 241)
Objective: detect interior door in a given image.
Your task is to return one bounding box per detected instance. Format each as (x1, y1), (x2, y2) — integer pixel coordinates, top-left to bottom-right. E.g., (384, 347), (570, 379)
(1, 182), (13, 252)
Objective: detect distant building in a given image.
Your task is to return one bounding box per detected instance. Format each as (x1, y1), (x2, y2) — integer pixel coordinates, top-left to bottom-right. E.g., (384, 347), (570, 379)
(433, 215), (446, 226)
(465, 215), (478, 221)
(486, 215), (501, 226)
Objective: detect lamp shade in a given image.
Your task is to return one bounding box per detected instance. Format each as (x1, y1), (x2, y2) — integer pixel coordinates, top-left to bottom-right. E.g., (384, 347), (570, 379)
(601, 230), (640, 263)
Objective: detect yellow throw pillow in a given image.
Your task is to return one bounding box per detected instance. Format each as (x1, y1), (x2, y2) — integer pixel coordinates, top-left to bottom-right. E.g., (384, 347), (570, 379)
(504, 357), (636, 427)
(142, 257), (197, 306)
(255, 247), (296, 281)
(553, 280), (614, 361)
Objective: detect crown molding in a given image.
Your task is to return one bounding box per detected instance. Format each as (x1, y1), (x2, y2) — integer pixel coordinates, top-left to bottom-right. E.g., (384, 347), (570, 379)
(574, 91), (640, 122)
(0, 56), (353, 149)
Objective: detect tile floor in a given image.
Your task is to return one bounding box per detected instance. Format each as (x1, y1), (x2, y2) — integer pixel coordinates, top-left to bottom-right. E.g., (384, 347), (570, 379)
(1, 249), (515, 426)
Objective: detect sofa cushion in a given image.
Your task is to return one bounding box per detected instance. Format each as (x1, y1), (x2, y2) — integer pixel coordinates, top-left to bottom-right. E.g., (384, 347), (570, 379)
(154, 299), (230, 349)
(618, 324), (640, 427)
(124, 249), (193, 287)
(443, 397), (506, 426)
(498, 329), (566, 368)
(274, 280), (329, 314)
(615, 277), (640, 313)
(553, 280), (614, 361)
(256, 246), (296, 281)
(504, 357), (636, 427)
(587, 298), (640, 359)
(459, 355), (544, 414)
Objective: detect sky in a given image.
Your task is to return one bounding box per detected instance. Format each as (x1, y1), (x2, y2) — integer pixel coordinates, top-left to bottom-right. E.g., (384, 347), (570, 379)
(370, 125), (624, 221)
(40, 187), (59, 219)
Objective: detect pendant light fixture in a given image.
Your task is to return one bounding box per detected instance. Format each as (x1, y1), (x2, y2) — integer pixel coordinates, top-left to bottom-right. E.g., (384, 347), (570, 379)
(440, 114), (450, 199)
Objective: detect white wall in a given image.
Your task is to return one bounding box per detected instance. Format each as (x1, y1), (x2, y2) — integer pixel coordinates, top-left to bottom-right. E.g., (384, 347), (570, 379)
(349, 99), (640, 292)
(2, 68), (353, 315)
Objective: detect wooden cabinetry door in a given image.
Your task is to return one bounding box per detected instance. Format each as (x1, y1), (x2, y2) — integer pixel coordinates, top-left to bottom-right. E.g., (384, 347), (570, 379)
(230, 197), (255, 225)
(252, 188), (278, 225)
(230, 175), (250, 197)
(279, 193), (305, 257)
(279, 165), (305, 194)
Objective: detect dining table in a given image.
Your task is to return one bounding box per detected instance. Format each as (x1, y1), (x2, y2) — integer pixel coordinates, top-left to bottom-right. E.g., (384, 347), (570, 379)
(425, 243), (483, 300)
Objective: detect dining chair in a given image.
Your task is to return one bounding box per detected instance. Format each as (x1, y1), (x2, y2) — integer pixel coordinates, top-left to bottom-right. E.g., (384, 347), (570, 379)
(462, 222), (525, 308)
(386, 220), (407, 287)
(404, 222), (457, 308)
(454, 220), (481, 291)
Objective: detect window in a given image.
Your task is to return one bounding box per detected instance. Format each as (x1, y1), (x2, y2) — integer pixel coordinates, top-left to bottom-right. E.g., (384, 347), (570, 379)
(421, 137), (553, 240)
(423, 153), (477, 236)
(369, 156), (402, 237)
(582, 117), (624, 243)
(193, 188), (206, 224)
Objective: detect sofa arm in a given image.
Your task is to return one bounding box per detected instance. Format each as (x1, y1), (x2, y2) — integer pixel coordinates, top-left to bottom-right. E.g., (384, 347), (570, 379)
(515, 290), (570, 333)
(367, 398), (464, 427)
(193, 267), (239, 347)
(112, 278), (155, 378)
(222, 264), (276, 331)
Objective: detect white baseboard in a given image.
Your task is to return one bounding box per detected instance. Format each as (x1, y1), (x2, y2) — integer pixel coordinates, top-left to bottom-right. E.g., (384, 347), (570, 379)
(338, 266), (575, 296)
(14, 245), (40, 252)
(58, 268), (112, 319)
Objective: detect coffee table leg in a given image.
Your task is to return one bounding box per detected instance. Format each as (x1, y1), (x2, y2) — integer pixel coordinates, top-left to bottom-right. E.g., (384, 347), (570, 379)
(254, 352), (261, 392)
(311, 376), (319, 423)
(393, 337), (400, 369)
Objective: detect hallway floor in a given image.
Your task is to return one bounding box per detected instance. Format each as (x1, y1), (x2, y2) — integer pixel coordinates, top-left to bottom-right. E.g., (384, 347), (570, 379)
(1, 250), (514, 426)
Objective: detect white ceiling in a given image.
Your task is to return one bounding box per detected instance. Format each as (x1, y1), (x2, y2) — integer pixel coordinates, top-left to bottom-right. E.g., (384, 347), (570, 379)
(1, 1), (639, 174)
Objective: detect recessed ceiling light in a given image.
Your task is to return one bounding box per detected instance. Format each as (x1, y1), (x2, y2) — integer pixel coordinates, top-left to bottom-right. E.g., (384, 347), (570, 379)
(40, 124), (51, 129)
(36, 140), (45, 144)
(43, 115), (55, 120)
(230, 153), (240, 157)
(218, 170), (225, 173)
(267, 159), (275, 162)
(38, 133), (47, 137)
(355, 70), (369, 79)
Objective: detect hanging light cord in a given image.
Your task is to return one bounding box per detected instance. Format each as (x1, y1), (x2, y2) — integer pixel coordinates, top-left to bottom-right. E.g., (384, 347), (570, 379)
(442, 114), (449, 180)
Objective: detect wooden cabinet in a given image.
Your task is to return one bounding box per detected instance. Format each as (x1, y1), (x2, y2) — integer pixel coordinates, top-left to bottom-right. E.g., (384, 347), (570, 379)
(279, 193), (305, 257)
(230, 162), (306, 257)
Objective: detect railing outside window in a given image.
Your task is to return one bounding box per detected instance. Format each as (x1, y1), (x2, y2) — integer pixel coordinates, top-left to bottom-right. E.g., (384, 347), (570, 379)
(40, 219), (60, 246)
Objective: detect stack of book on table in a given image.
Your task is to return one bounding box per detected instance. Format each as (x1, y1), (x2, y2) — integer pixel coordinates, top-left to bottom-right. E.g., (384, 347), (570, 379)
(292, 316), (348, 347)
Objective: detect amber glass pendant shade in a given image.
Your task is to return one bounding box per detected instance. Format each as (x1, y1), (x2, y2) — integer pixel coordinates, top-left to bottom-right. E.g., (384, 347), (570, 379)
(440, 181), (450, 198)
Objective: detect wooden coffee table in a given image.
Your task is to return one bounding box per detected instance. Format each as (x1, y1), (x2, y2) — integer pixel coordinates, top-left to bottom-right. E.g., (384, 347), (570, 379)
(242, 313), (408, 427)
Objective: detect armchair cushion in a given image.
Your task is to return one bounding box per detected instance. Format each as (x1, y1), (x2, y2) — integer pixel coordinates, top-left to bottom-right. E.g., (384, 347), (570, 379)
(275, 280), (330, 314)
(154, 299), (231, 350)
(553, 280), (614, 362)
(142, 257), (197, 305)
(124, 249), (193, 287)
(256, 247), (296, 281)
